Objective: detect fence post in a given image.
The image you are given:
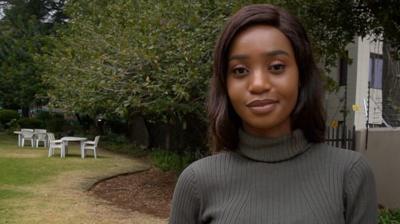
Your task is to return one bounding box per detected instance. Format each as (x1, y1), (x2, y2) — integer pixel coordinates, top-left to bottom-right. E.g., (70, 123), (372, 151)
(335, 126), (340, 147)
(341, 124), (346, 149)
(352, 126), (356, 150)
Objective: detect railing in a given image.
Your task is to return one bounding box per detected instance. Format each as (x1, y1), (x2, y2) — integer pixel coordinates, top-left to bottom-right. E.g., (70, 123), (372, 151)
(325, 125), (355, 150)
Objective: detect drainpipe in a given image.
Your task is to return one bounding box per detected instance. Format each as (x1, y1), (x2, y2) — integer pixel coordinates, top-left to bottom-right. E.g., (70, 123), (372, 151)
(366, 81), (371, 150)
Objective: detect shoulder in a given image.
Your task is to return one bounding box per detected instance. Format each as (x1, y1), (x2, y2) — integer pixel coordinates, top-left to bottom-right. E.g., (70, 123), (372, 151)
(309, 143), (366, 167)
(181, 151), (238, 175)
(305, 144), (375, 191)
(177, 151), (239, 186)
(302, 143), (375, 181)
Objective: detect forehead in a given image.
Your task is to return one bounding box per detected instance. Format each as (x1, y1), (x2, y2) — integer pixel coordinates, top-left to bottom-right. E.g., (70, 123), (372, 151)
(229, 25), (294, 56)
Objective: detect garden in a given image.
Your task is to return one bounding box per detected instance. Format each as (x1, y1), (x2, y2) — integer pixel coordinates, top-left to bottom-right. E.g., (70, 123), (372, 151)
(0, 131), (173, 224)
(1, 0), (400, 223)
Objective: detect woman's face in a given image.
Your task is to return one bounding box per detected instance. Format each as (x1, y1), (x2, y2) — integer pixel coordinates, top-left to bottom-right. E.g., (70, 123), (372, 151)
(227, 25), (299, 138)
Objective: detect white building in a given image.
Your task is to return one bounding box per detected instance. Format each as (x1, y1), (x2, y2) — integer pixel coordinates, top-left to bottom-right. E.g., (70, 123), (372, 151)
(325, 35), (384, 131)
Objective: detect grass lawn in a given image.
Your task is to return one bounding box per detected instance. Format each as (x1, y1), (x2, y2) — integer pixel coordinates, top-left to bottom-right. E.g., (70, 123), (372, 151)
(0, 132), (165, 224)
(0, 132), (109, 198)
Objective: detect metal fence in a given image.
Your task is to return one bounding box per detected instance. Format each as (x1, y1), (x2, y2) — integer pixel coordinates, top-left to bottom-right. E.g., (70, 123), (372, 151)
(325, 125), (356, 150)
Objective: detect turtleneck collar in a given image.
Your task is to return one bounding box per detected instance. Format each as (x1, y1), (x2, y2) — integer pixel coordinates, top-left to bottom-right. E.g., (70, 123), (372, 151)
(237, 129), (311, 163)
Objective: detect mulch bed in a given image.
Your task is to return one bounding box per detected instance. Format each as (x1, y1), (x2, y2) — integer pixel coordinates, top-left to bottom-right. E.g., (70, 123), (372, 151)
(90, 168), (178, 218)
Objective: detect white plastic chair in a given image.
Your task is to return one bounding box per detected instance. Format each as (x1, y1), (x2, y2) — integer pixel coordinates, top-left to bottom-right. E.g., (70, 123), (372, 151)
(82, 136), (100, 159)
(34, 129), (47, 148)
(21, 129), (34, 147)
(47, 133), (64, 158)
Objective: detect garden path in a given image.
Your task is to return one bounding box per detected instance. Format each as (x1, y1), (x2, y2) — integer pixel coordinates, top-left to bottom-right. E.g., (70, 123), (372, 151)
(2, 150), (168, 224)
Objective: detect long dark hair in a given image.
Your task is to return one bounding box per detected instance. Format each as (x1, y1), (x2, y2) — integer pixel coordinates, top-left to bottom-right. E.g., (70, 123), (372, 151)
(208, 4), (326, 152)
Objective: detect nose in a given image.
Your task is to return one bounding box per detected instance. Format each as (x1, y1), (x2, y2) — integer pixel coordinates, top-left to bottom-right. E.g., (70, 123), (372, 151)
(248, 68), (271, 94)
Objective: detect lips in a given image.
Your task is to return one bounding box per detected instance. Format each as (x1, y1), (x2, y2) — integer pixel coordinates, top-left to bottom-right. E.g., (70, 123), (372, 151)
(246, 99), (278, 107)
(246, 99), (278, 114)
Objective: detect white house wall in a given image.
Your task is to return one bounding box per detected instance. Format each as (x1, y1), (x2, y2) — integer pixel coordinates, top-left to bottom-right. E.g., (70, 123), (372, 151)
(346, 41), (359, 128)
(324, 66), (346, 126)
(354, 36), (383, 129)
(324, 42), (357, 129)
(325, 35), (383, 130)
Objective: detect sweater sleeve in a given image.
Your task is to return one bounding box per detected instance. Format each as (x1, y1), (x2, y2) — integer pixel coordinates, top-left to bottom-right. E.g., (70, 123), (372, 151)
(169, 166), (201, 224)
(344, 155), (378, 224)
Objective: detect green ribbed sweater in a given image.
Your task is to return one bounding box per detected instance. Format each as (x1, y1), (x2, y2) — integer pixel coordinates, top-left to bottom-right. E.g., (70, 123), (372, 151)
(169, 130), (378, 224)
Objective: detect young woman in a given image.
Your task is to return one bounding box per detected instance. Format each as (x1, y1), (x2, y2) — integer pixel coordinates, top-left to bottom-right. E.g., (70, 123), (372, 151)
(169, 4), (378, 224)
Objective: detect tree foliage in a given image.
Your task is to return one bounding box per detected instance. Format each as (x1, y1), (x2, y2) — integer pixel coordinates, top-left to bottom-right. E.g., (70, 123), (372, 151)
(363, 0), (400, 57)
(0, 0), (394, 130)
(40, 0), (400, 125)
(40, 0), (234, 123)
(0, 0), (66, 115)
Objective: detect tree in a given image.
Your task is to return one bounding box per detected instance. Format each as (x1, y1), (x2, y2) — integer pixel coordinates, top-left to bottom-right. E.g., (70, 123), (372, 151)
(39, 0), (400, 149)
(0, 0), (66, 116)
(363, 0), (400, 57)
(40, 1), (231, 122)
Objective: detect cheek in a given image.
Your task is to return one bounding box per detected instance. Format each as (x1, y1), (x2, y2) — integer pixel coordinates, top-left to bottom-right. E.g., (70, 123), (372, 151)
(226, 78), (241, 102)
(226, 83), (245, 116)
(279, 75), (299, 107)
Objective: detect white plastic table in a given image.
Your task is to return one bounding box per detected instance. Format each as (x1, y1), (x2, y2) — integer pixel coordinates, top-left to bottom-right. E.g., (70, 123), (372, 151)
(13, 131), (22, 147)
(60, 137), (87, 158)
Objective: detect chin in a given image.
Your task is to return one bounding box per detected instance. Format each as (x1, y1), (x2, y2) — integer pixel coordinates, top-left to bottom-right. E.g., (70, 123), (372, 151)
(243, 118), (291, 137)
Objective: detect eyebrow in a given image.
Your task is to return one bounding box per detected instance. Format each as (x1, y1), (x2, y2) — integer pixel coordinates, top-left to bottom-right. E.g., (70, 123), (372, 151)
(228, 50), (289, 61)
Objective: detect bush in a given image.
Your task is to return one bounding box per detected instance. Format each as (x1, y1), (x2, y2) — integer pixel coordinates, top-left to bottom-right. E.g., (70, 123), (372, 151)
(18, 117), (44, 129)
(379, 208), (400, 224)
(45, 114), (65, 133)
(100, 133), (147, 157)
(150, 149), (195, 173)
(36, 111), (51, 123)
(106, 119), (128, 134)
(0, 109), (20, 128)
(33, 112), (71, 134)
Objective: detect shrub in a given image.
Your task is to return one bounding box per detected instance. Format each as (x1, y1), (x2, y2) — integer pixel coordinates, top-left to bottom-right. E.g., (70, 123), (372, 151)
(18, 117), (44, 129)
(106, 119), (128, 134)
(32, 112), (71, 134)
(45, 114), (65, 133)
(150, 149), (195, 173)
(379, 208), (400, 224)
(100, 133), (147, 157)
(0, 109), (20, 128)
(5, 119), (19, 133)
(64, 119), (85, 136)
(36, 111), (51, 123)
(101, 132), (129, 144)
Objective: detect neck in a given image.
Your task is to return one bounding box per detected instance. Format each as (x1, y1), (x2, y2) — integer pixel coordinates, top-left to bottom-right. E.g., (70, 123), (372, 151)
(237, 129), (311, 163)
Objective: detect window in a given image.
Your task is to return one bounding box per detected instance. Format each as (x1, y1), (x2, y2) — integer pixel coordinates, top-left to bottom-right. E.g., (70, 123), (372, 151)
(369, 53), (383, 89)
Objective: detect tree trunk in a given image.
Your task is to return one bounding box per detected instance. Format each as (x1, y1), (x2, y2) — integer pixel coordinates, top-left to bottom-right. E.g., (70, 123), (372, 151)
(21, 106), (30, 117)
(165, 125), (171, 150)
(127, 113), (150, 148)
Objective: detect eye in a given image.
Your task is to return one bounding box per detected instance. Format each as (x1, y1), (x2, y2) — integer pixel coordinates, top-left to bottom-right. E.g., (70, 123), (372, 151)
(268, 63), (286, 74)
(231, 66), (249, 77)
